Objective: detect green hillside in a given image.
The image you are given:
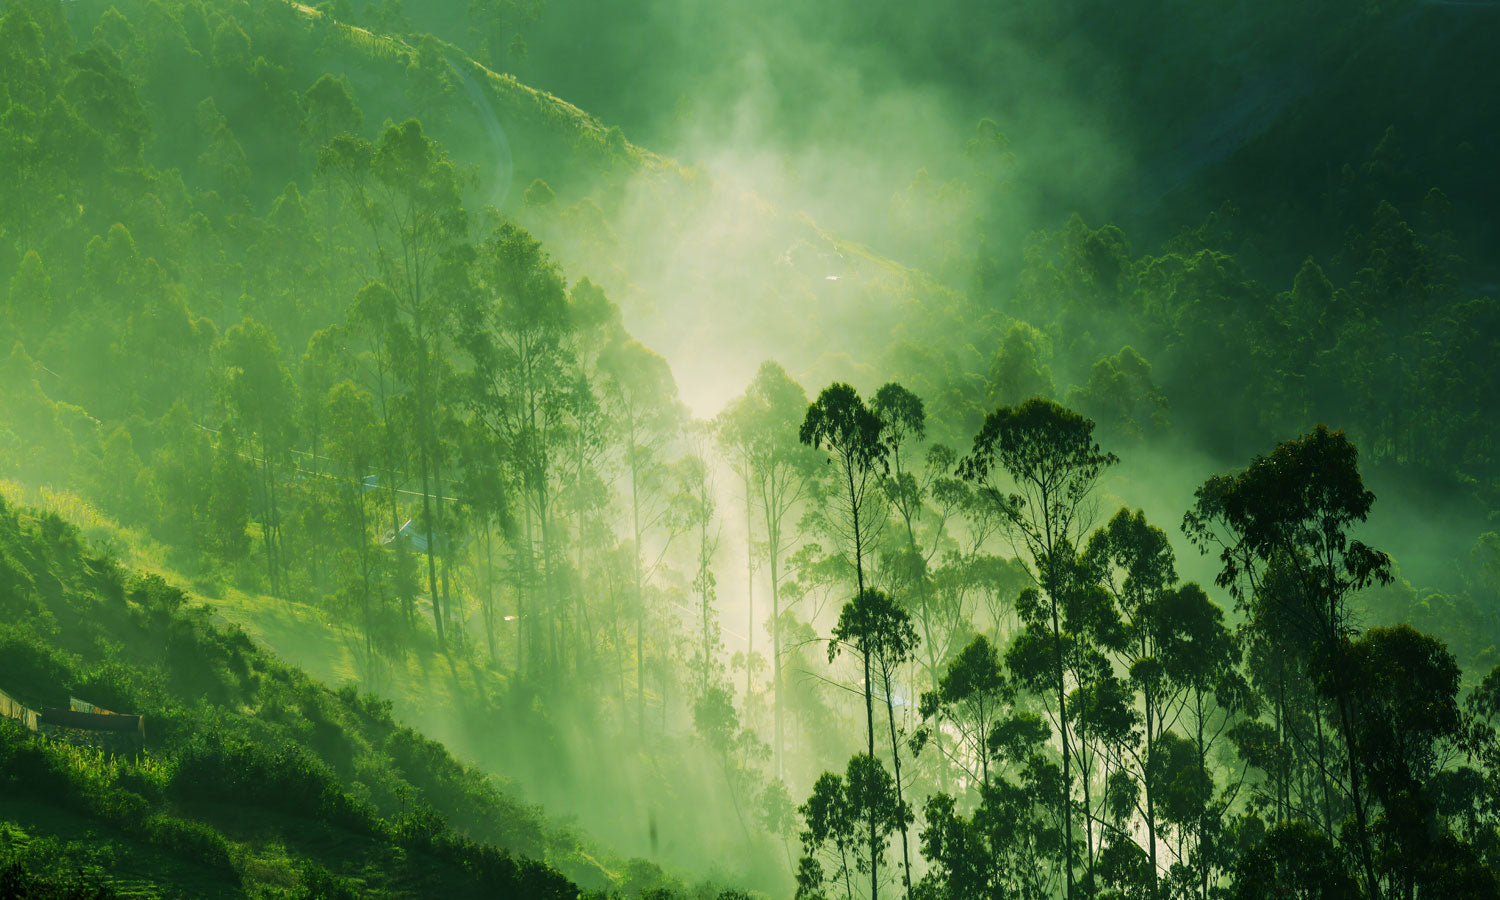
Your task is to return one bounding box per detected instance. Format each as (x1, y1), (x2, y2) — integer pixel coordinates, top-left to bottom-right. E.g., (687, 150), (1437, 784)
(0, 490), (600, 897)
(4, 0), (1500, 897)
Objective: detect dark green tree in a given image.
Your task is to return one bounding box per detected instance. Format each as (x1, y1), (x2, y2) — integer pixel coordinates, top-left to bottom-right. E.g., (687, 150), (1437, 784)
(803, 382), (891, 900)
(797, 755), (906, 900)
(960, 398), (1117, 898)
(1186, 426), (1393, 898)
(466, 221), (575, 677)
(831, 588), (920, 898)
(218, 318), (296, 598)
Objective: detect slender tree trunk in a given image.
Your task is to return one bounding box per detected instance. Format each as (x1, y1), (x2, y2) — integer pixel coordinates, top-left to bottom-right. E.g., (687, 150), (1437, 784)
(1314, 703), (1334, 837)
(922, 610), (948, 794)
(744, 470), (754, 703)
(612, 605), (628, 726)
(762, 474), (788, 781)
(484, 525), (498, 663)
(1196, 698), (1210, 900)
(520, 498), (533, 676)
(418, 451), (445, 653)
(1081, 738), (1096, 890)
(718, 754), (752, 842)
(258, 450), (276, 595)
(904, 506), (949, 795)
(541, 486), (556, 677)
(1051, 581), (1076, 899)
(267, 438), (287, 600)
(845, 459), (877, 900)
(1337, 692), (1382, 900)
(434, 458), (452, 648)
(1278, 675), (1290, 828)
(1144, 691), (1159, 893)
(700, 504), (712, 692)
(356, 476), (374, 669)
(604, 561), (625, 718)
(387, 467), (401, 544)
(883, 666), (913, 899)
(576, 429), (588, 679)
(630, 417), (646, 740)
(574, 510), (585, 680)
(770, 522), (784, 780)
(577, 587), (594, 682)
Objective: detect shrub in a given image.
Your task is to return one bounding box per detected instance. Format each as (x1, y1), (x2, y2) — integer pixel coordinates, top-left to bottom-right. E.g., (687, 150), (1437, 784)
(293, 860), (359, 900)
(144, 815), (233, 872)
(0, 861), (116, 900)
(73, 661), (165, 720)
(397, 821), (577, 900)
(0, 834), (117, 900)
(0, 720), (71, 800)
(0, 624), (78, 708)
(168, 734), (377, 834)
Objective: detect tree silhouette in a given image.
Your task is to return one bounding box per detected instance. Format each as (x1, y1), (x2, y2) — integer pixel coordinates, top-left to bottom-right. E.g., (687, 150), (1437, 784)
(1186, 425), (1393, 899)
(802, 382), (890, 900)
(960, 398), (1116, 898)
(831, 588), (919, 898)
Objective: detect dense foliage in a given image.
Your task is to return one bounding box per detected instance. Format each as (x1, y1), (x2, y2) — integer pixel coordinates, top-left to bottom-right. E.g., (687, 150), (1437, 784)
(0, 492), (592, 897)
(2, 0), (1499, 897)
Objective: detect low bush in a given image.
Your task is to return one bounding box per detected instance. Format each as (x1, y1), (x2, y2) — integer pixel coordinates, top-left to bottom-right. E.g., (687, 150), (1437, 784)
(0, 834), (118, 900)
(0, 720), (72, 802)
(169, 734), (378, 834)
(0, 860), (116, 900)
(0, 625), (78, 709)
(293, 860), (360, 900)
(144, 815), (233, 872)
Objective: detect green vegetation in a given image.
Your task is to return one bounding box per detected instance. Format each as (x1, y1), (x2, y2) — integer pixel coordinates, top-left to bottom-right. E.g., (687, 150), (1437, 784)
(2, 0), (1499, 896)
(0, 494), (586, 897)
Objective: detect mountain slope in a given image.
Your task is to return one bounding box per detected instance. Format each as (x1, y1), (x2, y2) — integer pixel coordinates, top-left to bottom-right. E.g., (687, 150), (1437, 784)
(0, 490), (601, 897)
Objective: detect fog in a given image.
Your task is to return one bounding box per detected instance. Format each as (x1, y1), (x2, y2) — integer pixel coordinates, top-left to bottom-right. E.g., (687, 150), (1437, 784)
(3, 0), (1498, 895)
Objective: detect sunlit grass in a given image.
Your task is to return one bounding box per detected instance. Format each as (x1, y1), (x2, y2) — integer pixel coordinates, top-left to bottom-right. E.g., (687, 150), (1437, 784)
(50, 742), (173, 797)
(0, 479), (173, 573)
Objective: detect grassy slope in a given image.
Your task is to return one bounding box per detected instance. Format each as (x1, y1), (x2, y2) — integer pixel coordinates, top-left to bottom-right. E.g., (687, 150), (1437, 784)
(0, 482), (615, 897)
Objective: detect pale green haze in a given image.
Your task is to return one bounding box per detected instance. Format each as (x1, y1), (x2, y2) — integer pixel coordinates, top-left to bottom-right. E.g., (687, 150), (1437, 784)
(1, 0), (1498, 897)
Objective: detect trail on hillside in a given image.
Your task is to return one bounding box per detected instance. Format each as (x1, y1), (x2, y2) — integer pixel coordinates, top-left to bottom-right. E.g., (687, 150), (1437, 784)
(450, 58), (515, 209)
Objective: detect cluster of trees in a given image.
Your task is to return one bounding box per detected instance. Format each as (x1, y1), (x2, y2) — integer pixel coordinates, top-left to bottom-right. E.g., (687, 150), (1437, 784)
(787, 387), (1500, 900)
(0, 0), (683, 691)
(1009, 203), (1497, 498)
(878, 191), (1499, 524)
(4, 0), (1500, 896)
(0, 7), (900, 878)
(879, 128), (1500, 528)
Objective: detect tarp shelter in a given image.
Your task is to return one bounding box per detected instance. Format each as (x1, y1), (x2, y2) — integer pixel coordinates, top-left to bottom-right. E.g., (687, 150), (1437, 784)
(1, 686), (145, 751)
(38, 708), (145, 738)
(0, 686), (38, 731)
(70, 697), (117, 715)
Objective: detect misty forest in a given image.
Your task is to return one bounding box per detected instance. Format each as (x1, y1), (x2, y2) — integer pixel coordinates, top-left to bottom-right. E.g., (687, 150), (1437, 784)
(2, 0), (1500, 897)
